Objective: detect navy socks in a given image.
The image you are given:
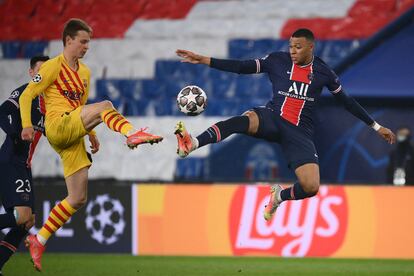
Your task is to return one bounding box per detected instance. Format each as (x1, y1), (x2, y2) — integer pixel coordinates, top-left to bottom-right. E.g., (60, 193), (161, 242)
(196, 116), (250, 148)
(280, 182), (313, 201)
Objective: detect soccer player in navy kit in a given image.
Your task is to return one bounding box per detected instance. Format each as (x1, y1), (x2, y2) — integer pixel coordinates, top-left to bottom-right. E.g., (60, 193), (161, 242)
(175, 28), (396, 220)
(0, 56), (48, 273)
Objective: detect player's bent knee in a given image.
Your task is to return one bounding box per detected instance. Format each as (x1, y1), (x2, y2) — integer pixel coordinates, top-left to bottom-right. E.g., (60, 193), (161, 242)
(303, 181), (319, 196)
(244, 111), (259, 135)
(100, 100), (114, 110)
(70, 196), (87, 209)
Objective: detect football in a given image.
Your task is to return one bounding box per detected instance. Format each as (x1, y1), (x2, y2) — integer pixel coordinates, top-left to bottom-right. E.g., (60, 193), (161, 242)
(177, 85), (207, 116)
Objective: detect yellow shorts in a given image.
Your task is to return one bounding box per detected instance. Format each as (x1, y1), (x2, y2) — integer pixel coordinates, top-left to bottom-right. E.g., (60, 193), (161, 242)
(45, 106), (91, 178)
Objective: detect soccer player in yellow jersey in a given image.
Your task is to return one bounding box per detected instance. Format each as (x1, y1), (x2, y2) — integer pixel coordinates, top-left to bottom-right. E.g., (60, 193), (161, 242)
(19, 18), (163, 271)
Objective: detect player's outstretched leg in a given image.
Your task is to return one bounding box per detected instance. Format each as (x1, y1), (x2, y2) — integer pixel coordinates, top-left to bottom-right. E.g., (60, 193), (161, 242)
(263, 164), (320, 220)
(126, 128), (163, 149)
(174, 115), (250, 157)
(263, 184), (282, 221)
(263, 182), (318, 221)
(174, 121), (197, 158)
(100, 109), (163, 149)
(26, 198), (78, 271)
(25, 234), (45, 272)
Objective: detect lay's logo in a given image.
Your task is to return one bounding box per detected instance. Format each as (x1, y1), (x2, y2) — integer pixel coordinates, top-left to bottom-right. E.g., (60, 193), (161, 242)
(229, 185), (348, 257)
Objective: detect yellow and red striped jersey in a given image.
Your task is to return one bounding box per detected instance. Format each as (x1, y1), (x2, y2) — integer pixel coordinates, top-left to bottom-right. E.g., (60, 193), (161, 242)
(20, 53), (90, 128)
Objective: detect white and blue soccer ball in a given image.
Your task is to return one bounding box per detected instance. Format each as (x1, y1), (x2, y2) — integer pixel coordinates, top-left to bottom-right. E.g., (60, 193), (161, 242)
(177, 85), (207, 116)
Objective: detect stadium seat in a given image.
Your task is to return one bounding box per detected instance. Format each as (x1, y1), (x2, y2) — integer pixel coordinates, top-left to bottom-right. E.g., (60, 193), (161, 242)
(1, 41), (48, 58)
(281, 0), (414, 39)
(0, 0), (197, 40)
(1, 42), (21, 58)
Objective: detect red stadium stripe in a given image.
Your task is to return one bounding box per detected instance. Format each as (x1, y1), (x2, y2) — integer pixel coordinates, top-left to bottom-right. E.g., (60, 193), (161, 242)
(280, 97), (305, 126)
(54, 80), (77, 109)
(44, 224), (54, 234)
(48, 217), (61, 229)
(51, 208), (66, 223)
(58, 203), (72, 217)
(0, 241), (16, 252)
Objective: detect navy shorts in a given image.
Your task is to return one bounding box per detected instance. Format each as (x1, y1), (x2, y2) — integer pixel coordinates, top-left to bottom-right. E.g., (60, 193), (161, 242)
(252, 106), (318, 170)
(0, 160), (35, 212)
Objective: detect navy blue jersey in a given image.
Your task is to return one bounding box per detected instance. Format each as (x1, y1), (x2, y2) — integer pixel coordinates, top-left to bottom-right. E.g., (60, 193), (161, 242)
(0, 83), (45, 165)
(257, 52), (340, 133)
(209, 51), (374, 136)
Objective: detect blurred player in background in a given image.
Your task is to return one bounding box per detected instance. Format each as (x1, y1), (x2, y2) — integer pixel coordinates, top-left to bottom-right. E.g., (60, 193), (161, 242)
(175, 28), (395, 221)
(0, 55), (49, 274)
(387, 126), (414, 185)
(19, 18), (163, 271)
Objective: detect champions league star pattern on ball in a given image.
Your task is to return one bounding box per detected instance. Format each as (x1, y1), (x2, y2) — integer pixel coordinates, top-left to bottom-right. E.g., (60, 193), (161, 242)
(177, 85), (207, 116)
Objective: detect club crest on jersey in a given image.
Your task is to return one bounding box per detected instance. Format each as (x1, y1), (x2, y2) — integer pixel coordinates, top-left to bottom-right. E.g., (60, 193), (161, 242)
(83, 79), (87, 88)
(32, 74), (42, 83)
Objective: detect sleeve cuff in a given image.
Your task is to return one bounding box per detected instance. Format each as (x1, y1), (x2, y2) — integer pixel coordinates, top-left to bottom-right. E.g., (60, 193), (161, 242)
(371, 122), (381, 131)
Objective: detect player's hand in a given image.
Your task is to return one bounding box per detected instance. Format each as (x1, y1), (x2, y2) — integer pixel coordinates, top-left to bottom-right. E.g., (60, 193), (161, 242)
(176, 49), (211, 65)
(377, 126), (396, 144)
(21, 127), (34, 142)
(88, 133), (100, 154)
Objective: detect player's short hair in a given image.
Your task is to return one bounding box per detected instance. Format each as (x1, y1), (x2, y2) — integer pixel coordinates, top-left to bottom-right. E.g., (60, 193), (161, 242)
(30, 55), (49, 69)
(62, 18), (92, 46)
(291, 28), (315, 42)
(397, 126), (411, 132)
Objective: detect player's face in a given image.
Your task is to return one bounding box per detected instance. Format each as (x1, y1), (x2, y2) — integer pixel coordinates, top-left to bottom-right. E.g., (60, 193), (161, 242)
(29, 61), (45, 78)
(66, 30), (91, 59)
(289, 37), (314, 65)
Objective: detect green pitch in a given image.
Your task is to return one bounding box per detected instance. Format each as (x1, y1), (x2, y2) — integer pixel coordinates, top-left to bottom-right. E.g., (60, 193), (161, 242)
(4, 254), (414, 275)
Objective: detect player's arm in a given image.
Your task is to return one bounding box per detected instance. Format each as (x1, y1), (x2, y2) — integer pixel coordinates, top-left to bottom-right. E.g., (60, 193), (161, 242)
(332, 89), (396, 144)
(176, 49), (258, 74)
(0, 99), (19, 139)
(20, 61), (56, 141)
(326, 68), (395, 144)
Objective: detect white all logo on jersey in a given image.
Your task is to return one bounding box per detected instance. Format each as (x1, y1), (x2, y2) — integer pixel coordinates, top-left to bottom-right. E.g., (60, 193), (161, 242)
(288, 82), (309, 97)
